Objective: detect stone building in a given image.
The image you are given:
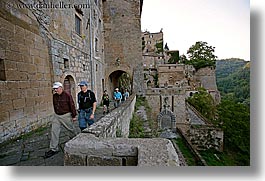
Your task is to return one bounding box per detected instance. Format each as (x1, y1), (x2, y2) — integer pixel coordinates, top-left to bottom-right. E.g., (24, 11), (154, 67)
(141, 30), (220, 134)
(0, 0), (144, 143)
(142, 30), (164, 69)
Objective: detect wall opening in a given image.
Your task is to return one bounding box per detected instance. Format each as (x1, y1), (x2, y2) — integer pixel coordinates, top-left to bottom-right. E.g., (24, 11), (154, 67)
(108, 70), (132, 95)
(0, 59), (6, 81)
(64, 75), (76, 101)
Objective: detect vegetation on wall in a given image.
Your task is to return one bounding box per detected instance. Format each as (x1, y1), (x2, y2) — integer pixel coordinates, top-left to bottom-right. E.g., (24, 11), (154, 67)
(187, 87), (216, 122)
(167, 51), (180, 64)
(129, 96), (158, 138)
(118, 72), (131, 92)
(155, 39), (163, 54)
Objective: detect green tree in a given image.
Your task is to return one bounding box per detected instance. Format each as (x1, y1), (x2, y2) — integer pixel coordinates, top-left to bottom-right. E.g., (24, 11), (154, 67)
(187, 87), (216, 121)
(216, 98), (250, 165)
(185, 41), (217, 70)
(179, 54), (187, 63)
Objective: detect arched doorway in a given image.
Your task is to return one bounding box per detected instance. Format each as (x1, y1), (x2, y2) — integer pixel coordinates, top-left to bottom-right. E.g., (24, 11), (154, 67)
(108, 70), (132, 96)
(63, 75), (76, 102)
(157, 109), (176, 131)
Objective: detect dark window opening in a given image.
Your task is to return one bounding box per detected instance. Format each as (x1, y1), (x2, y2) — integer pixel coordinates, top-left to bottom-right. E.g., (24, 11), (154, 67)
(64, 58), (69, 69)
(95, 38), (98, 52)
(83, 64), (86, 71)
(75, 15), (81, 35)
(0, 59), (6, 81)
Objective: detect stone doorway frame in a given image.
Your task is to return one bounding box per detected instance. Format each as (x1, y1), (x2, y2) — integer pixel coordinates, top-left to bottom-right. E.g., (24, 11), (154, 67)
(157, 109), (176, 131)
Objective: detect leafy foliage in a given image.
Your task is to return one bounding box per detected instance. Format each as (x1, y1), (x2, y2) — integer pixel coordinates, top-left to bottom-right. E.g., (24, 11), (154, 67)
(216, 99), (250, 165)
(184, 41), (217, 70)
(187, 87), (216, 121)
(155, 40), (163, 54)
(167, 51), (179, 64)
(213, 59), (250, 165)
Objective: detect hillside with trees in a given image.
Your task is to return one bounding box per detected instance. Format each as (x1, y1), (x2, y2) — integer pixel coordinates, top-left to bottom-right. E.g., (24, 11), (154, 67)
(216, 58), (250, 106)
(184, 45), (250, 165)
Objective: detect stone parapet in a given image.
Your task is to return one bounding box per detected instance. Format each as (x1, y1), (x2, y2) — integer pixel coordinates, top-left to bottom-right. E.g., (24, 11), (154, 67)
(83, 94), (136, 138)
(64, 133), (180, 166)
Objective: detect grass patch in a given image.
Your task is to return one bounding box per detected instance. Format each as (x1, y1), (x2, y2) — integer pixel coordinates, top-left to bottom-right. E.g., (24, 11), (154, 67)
(199, 149), (247, 166)
(129, 113), (145, 138)
(172, 137), (197, 166)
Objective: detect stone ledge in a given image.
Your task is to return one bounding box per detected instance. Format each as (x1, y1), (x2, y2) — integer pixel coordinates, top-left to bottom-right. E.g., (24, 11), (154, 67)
(64, 133), (180, 166)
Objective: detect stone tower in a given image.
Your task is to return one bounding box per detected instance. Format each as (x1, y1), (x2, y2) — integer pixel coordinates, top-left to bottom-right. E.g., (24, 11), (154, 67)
(102, 0), (144, 95)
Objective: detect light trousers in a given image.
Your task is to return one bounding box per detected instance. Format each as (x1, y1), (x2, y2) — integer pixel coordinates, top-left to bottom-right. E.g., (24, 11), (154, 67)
(50, 113), (76, 151)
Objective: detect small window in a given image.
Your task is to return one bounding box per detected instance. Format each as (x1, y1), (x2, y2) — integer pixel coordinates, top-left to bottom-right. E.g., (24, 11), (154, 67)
(95, 38), (98, 52)
(83, 64), (86, 71)
(149, 34), (153, 38)
(96, 64), (98, 71)
(75, 15), (81, 35)
(64, 58), (69, 69)
(0, 59), (6, 81)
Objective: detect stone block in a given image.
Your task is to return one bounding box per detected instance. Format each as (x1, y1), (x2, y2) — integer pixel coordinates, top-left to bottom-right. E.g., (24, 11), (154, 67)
(4, 60), (17, 71)
(64, 153), (86, 166)
(12, 98), (25, 110)
(6, 51), (23, 62)
(25, 97), (36, 107)
(9, 108), (24, 121)
(0, 100), (13, 112)
(87, 156), (122, 166)
(6, 70), (27, 81)
(112, 143), (138, 157)
(0, 111), (10, 123)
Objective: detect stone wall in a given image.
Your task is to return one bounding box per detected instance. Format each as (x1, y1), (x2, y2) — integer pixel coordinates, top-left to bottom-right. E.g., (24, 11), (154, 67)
(83, 94), (136, 138)
(64, 133), (180, 166)
(194, 66), (221, 103)
(0, 0), (106, 143)
(0, 0), (53, 143)
(188, 125), (224, 151)
(145, 88), (188, 130)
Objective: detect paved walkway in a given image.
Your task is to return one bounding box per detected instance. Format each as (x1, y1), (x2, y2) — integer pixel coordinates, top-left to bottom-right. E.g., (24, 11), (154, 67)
(0, 106), (108, 166)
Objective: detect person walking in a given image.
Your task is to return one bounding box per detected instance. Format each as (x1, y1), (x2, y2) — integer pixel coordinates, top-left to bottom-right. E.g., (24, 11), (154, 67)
(77, 81), (97, 131)
(113, 88), (122, 108)
(102, 90), (110, 115)
(44, 82), (77, 158)
(123, 88), (130, 101)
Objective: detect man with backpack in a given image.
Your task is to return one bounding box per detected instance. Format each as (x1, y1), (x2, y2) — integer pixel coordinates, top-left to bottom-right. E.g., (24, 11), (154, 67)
(77, 81), (97, 131)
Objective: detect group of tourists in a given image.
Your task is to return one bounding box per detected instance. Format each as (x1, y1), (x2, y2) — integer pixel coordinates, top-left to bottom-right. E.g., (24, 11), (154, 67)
(44, 81), (130, 158)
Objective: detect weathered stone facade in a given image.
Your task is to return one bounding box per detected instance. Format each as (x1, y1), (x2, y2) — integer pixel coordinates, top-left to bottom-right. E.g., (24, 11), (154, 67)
(103, 0), (144, 95)
(0, 0), (54, 142)
(0, 0), (144, 143)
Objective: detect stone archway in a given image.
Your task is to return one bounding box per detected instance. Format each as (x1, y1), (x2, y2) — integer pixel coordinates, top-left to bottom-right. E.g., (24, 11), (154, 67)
(108, 70), (132, 96)
(63, 75), (76, 102)
(157, 109), (176, 131)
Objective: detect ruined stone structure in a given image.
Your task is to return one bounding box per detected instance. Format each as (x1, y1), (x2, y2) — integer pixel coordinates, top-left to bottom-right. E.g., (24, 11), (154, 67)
(0, 0), (144, 143)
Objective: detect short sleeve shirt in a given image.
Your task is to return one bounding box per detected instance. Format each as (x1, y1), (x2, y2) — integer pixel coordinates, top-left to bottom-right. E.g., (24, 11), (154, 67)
(78, 90), (97, 109)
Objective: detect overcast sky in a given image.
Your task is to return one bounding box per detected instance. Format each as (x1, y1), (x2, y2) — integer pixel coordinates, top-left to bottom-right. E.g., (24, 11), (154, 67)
(141, 0), (250, 61)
